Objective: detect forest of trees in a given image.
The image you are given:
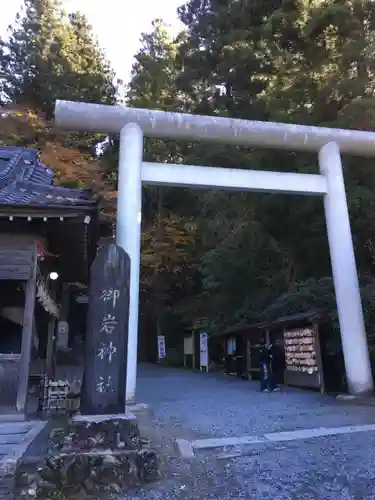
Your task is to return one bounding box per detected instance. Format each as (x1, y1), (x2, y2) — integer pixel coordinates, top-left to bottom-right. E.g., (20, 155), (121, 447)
(2, 0), (375, 358)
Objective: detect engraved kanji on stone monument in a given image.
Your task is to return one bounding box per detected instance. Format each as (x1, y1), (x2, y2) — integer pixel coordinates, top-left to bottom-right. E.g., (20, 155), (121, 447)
(81, 243), (130, 415)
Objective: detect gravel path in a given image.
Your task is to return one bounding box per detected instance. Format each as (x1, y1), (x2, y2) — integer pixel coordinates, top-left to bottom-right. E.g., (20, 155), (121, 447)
(123, 365), (375, 500)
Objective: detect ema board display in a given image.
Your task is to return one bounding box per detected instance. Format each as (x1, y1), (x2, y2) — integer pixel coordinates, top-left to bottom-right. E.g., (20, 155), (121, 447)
(283, 327), (323, 390)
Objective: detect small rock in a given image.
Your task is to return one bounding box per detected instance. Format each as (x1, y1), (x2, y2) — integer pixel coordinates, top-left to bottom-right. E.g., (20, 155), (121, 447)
(36, 481), (55, 498)
(28, 482), (38, 492)
(83, 477), (95, 493)
(38, 465), (60, 484)
(87, 436), (97, 447)
(64, 436), (73, 447)
(90, 469), (99, 480)
(103, 454), (119, 466)
(110, 484), (123, 494)
(65, 486), (88, 500)
(50, 427), (65, 439)
(18, 472), (35, 487)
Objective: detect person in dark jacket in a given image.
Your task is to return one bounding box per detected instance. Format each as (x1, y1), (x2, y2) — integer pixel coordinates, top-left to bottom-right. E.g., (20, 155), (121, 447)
(259, 342), (270, 392)
(259, 342), (280, 392)
(267, 343), (280, 392)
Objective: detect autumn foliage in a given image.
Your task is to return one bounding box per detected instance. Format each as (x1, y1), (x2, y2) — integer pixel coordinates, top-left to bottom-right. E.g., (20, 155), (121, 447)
(0, 106), (116, 223)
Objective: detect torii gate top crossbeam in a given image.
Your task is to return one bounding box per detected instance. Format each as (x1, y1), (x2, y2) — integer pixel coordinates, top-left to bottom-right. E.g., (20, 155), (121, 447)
(55, 100), (375, 157)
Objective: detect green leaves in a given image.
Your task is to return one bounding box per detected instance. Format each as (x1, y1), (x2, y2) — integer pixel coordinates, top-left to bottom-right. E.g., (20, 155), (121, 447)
(0, 0), (118, 117)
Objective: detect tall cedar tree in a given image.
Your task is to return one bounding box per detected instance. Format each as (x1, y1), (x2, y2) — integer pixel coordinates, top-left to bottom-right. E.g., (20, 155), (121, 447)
(0, 0), (117, 118)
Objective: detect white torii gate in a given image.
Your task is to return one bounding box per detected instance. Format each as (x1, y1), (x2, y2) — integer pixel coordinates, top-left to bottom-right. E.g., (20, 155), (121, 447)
(55, 100), (375, 401)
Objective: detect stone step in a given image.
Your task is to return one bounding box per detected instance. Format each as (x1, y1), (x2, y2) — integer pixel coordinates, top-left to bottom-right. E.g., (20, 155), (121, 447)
(0, 412), (25, 423)
(0, 435), (31, 445)
(0, 421), (47, 498)
(0, 423), (34, 436)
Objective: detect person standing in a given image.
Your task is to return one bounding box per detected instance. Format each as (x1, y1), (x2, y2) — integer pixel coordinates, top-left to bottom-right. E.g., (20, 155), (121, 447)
(259, 342), (270, 392)
(259, 342), (280, 392)
(267, 343), (280, 392)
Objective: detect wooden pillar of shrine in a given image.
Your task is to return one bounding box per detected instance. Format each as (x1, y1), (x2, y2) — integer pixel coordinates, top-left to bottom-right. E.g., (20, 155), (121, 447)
(16, 242), (38, 413)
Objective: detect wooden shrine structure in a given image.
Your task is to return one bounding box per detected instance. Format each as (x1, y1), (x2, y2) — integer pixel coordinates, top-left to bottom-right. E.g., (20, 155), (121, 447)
(0, 145), (99, 416)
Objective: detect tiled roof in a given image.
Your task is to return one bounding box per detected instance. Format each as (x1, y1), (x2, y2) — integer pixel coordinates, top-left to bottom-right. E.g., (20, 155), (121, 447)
(215, 310), (328, 337)
(0, 146), (97, 208)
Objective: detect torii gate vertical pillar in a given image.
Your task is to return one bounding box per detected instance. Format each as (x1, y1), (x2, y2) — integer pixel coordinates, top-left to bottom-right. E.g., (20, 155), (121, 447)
(116, 123), (143, 403)
(319, 142), (373, 395)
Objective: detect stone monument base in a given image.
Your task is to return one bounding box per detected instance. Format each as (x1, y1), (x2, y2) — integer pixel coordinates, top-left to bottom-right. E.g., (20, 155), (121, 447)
(336, 392), (375, 406)
(126, 403), (150, 413)
(16, 413), (159, 499)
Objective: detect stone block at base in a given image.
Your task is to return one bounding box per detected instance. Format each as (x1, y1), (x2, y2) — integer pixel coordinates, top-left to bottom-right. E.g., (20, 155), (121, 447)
(126, 403), (149, 412)
(30, 449), (159, 497)
(64, 413), (140, 452)
(15, 413), (159, 499)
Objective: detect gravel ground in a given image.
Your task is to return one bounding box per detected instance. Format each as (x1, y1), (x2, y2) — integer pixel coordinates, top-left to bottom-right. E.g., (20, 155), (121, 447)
(122, 364), (375, 500)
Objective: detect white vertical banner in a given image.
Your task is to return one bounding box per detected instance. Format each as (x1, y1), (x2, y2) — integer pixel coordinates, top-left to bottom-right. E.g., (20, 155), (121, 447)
(157, 335), (166, 361)
(200, 332), (209, 369)
(227, 337), (236, 355)
(56, 321), (69, 349)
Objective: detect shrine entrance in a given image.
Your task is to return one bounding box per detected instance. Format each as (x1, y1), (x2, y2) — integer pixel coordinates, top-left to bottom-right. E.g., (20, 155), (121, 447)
(55, 99), (375, 402)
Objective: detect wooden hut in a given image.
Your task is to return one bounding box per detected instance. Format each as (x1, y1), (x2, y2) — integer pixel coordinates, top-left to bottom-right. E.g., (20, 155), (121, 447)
(0, 146), (99, 417)
(213, 310), (345, 393)
(211, 324), (249, 377)
(250, 311), (326, 390)
(242, 310), (346, 392)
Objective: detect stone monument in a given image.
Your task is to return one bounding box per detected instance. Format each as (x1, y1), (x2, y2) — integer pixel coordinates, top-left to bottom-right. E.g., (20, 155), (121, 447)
(81, 242), (130, 414)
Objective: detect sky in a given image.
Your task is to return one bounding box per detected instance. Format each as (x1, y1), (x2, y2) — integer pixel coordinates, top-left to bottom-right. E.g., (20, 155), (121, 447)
(0, 0), (184, 85)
